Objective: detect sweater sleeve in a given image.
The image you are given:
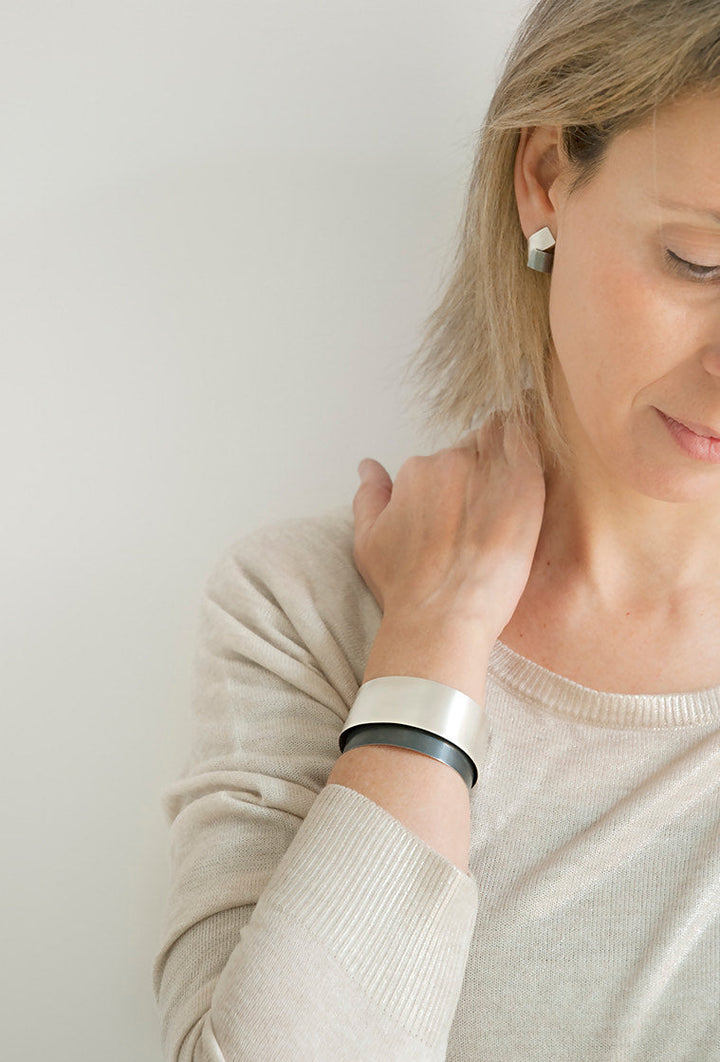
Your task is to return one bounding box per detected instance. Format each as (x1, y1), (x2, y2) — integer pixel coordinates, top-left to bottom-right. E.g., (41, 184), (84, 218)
(152, 506), (479, 1062)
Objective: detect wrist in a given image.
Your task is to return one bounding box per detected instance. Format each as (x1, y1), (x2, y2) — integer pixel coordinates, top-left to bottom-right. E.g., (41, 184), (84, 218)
(340, 676), (487, 790)
(364, 610), (494, 707)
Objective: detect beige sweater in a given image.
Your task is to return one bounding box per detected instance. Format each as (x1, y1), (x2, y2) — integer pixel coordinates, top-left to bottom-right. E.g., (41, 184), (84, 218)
(153, 504), (720, 1061)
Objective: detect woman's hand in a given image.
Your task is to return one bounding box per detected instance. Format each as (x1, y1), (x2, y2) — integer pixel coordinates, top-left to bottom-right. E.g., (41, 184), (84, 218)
(352, 416), (546, 702)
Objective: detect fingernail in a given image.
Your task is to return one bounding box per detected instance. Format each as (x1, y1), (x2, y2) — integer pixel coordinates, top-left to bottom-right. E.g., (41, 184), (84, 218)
(358, 459), (371, 481)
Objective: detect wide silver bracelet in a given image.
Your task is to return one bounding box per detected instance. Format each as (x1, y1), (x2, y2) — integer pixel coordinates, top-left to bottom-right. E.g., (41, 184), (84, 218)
(338, 676), (489, 789)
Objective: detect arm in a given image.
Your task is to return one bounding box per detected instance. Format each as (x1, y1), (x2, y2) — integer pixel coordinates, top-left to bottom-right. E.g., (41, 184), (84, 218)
(330, 418), (545, 874)
(153, 419), (545, 1061)
(327, 614), (489, 874)
(152, 513), (479, 1062)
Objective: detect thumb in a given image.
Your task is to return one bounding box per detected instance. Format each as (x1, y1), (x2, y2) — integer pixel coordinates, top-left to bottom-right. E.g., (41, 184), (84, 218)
(353, 458), (393, 535)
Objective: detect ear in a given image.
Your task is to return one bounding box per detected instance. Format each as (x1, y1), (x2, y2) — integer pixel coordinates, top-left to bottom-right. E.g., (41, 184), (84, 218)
(514, 126), (565, 241)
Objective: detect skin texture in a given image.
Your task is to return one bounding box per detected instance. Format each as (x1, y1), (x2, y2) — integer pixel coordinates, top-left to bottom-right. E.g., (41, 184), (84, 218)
(352, 417), (546, 682)
(530, 99), (720, 505)
(329, 418), (545, 873)
(507, 90), (720, 693)
(329, 90), (720, 870)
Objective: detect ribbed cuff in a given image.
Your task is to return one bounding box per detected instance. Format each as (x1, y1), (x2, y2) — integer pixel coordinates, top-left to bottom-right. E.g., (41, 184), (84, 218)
(256, 784), (478, 1045)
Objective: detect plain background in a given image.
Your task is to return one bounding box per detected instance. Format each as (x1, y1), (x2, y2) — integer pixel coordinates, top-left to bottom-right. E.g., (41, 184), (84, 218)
(2, 2), (532, 1058)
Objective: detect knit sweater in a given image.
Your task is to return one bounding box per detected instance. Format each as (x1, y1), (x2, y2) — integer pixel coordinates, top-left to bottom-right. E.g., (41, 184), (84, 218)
(152, 504), (720, 1062)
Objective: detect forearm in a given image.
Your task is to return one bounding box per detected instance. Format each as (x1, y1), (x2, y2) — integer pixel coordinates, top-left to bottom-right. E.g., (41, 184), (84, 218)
(207, 784), (477, 1061)
(327, 612), (491, 875)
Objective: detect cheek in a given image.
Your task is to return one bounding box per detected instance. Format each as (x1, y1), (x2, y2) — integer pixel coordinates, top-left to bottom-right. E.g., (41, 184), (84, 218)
(548, 248), (683, 401)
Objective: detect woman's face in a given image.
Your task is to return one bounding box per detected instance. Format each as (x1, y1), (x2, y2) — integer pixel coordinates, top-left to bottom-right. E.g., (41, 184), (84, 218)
(546, 91), (720, 503)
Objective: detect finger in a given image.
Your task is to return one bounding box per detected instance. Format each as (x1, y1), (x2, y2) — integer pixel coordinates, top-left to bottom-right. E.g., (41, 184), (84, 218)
(456, 414), (503, 455)
(456, 429), (481, 452)
(352, 458), (393, 536)
(502, 418), (542, 468)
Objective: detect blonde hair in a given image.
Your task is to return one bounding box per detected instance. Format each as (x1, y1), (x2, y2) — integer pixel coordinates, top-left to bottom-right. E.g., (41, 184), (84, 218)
(406, 0), (720, 463)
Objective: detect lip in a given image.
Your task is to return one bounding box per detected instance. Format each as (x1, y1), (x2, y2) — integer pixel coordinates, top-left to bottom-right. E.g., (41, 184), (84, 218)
(656, 408), (720, 463)
(665, 415), (720, 440)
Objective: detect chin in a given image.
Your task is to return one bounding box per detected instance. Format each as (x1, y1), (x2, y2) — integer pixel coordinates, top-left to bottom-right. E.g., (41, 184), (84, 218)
(581, 411), (720, 504)
(620, 456), (720, 505)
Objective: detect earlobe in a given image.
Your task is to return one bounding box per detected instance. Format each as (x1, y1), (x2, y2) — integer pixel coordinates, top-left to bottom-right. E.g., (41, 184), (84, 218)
(514, 126), (563, 241)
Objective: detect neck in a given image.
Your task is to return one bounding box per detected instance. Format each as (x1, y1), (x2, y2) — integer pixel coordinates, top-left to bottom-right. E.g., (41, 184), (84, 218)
(537, 456), (720, 609)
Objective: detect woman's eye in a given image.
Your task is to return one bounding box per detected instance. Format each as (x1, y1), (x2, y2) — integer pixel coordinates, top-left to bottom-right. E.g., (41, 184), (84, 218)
(665, 249), (720, 281)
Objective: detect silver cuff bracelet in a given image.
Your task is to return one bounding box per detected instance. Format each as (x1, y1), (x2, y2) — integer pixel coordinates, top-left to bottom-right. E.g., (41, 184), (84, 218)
(338, 676), (489, 788)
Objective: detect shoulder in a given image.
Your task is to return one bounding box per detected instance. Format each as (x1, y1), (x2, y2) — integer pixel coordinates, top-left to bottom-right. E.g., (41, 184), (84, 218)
(216, 502), (356, 577)
(202, 503), (381, 688)
(208, 502), (364, 606)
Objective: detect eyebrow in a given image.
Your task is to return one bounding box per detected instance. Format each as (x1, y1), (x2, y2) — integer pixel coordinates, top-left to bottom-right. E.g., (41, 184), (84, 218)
(657, 198), (720, 225)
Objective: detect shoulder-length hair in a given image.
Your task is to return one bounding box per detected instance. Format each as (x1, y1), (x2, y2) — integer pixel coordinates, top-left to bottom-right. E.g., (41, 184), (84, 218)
(407, 0), (720, 463)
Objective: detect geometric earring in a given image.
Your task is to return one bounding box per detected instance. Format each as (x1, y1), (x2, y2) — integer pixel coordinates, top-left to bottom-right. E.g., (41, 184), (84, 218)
(526, 226), (556, 273)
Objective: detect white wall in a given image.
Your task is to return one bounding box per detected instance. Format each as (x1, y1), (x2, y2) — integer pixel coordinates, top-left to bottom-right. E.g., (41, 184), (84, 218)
(2, 2), (532, 1058)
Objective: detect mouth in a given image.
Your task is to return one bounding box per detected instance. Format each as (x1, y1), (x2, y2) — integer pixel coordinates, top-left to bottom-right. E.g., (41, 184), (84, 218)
(665, 415), (720, 440)
(656, 408), (720, 463)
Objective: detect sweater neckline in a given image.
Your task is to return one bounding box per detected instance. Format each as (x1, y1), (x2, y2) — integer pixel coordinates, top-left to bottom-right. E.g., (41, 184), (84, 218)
(489, 639), (720, 728)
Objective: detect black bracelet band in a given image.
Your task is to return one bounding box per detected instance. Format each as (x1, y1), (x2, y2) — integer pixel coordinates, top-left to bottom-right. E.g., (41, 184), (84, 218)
(340, 722), (476, 790)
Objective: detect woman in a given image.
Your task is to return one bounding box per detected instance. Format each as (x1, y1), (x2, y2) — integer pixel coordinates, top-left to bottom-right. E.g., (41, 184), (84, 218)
(153, 0), (720, 1058)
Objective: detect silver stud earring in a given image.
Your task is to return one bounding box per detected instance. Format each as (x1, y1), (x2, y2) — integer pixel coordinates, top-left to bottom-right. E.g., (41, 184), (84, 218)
(527, 226), (556, 273)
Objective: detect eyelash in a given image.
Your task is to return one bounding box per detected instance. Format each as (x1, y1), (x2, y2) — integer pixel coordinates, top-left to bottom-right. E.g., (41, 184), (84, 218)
(664, 249), (720, 282)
